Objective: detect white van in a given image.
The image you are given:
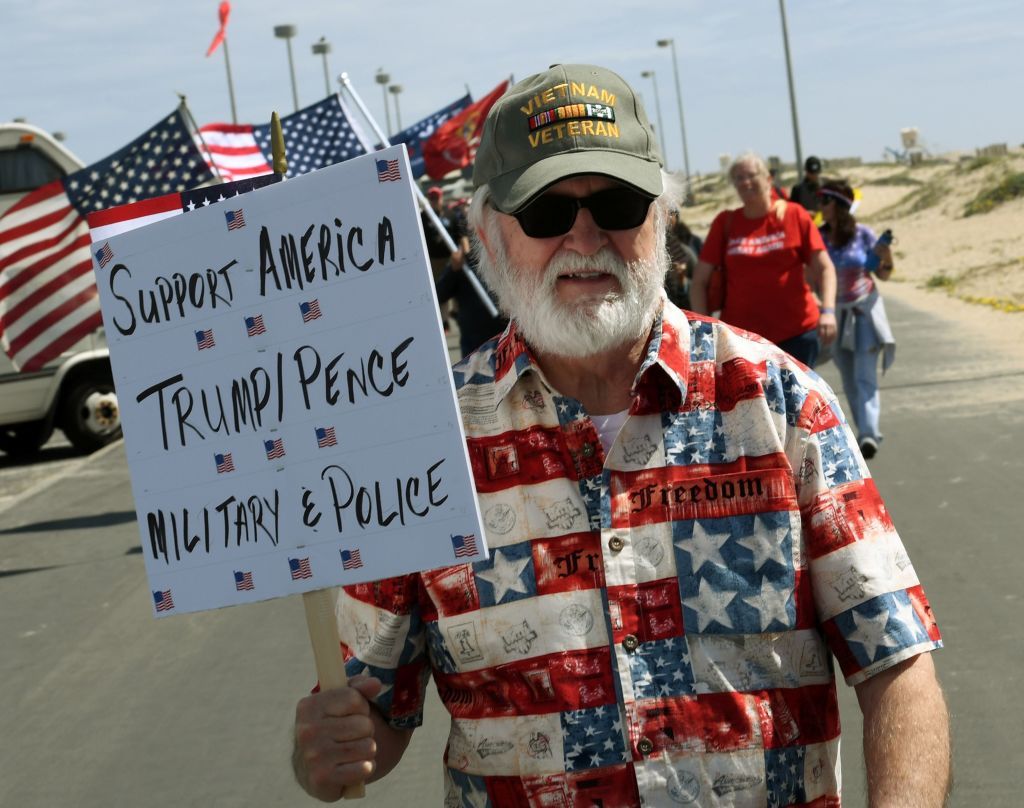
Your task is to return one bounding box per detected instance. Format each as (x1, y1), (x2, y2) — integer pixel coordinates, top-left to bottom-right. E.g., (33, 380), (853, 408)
(0, 122), (120, 456)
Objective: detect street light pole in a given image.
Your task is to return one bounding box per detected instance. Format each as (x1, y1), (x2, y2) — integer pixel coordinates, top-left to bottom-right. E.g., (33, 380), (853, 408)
(311, 37), (332, 97)
(389, 84), (404, 132)
(640, 70), (667, 164)
(273, 24), (300, 112)
(657, 38), (692, 199)
(777, 0), (805, 181)
(375, 68), (392, 136)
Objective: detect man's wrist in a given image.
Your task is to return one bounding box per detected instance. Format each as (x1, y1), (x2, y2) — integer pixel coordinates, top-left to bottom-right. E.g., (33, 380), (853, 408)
(819, 306), (835, 315)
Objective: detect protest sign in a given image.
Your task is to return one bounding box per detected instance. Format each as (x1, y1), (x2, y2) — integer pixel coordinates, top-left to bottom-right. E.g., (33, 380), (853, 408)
(92, 145), (486, 617)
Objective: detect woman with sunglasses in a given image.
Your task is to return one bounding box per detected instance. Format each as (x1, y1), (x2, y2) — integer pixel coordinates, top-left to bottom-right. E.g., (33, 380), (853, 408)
(691, 152), (837, 367)
(818, 179), (896, 459)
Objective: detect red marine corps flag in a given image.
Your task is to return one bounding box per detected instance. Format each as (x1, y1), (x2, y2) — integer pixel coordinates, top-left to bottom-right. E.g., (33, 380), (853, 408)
(422, 80), (509, 179)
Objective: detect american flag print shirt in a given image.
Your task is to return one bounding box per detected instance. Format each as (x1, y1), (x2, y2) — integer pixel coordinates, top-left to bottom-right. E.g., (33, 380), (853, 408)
(335, 301), (941, 807)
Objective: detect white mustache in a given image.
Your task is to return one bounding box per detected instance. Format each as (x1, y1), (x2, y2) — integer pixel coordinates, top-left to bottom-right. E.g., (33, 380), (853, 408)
(543, 249), (630, 286)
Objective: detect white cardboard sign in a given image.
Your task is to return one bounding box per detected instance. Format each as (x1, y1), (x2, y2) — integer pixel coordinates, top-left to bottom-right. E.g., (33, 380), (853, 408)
(93, 147), (486, 616)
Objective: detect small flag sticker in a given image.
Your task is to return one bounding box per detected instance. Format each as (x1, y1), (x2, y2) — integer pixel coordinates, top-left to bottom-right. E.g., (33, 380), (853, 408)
(225, 209), (246, 230)
(264, 438), (285, 460)
(214, 452), (235, 473)
(316, 426), (337, 448)
(340, 549), (363, 570)
(451, 533), (478, 558)
(234, 570), (255, 591)
(299, 299), (322, 322)
(95, 243), (114, 268)
(195, 329), (215, 350)
(245, 314), (266, 336)
(377, 158), (401, 182)
(153, 589), (175, 611)
(289, 557), (312, 580)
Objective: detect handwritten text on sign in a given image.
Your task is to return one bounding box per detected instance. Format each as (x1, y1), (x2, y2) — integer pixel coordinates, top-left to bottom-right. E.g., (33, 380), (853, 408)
(93, 147), (486, 616)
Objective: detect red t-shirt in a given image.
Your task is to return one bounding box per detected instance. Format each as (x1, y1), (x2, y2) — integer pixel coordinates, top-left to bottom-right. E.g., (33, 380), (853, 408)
(699, 203), (825, 344)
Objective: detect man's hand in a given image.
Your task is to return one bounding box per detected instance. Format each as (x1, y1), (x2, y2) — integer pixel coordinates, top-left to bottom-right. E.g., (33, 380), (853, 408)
(856, 653), (951, 807)
(292, 676), (383, 802)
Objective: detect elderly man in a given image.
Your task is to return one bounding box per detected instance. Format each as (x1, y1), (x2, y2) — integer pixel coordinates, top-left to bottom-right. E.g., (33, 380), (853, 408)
(292, 64), (950, 807)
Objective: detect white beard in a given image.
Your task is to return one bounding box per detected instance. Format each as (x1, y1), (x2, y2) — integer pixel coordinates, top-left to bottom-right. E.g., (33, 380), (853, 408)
(475, 220), (668, 359)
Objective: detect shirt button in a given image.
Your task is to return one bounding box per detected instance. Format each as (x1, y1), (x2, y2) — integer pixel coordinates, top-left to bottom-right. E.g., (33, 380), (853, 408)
(623, 634), (639, 652)
(608, 536), (625, 552)
(581, 443), (596, 458)
(637, 737), (654, 755)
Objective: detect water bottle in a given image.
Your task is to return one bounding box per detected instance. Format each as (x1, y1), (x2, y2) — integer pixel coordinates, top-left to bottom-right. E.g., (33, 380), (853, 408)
(866, 229), (893, 273)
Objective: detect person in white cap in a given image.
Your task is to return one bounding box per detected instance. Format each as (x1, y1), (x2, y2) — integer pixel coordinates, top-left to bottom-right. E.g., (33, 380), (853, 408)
(291, 64), (950, 808)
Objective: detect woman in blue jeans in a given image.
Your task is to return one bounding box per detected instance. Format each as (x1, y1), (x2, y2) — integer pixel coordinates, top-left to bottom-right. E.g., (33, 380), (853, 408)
(818, 180), (895, 459)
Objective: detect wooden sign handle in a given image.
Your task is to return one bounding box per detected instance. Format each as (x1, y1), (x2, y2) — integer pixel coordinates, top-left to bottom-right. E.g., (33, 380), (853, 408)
(303, 588), (365, 800)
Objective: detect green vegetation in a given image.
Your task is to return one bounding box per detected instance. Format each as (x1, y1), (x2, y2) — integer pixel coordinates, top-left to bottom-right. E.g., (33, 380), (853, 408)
(963, 172), (1024, 216)
(908, 181), (949, 214)
(963, 155), (998, 172)
(925, 273), (956, 289)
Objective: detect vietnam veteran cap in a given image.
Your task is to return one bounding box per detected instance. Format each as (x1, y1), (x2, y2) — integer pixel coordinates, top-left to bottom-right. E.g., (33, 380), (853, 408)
(473, 64), (664, 213)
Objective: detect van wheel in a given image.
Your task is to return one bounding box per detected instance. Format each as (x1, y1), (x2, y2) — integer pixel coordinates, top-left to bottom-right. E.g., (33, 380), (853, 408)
(60, 380), (121, 454)
(0, 420), (54, 457)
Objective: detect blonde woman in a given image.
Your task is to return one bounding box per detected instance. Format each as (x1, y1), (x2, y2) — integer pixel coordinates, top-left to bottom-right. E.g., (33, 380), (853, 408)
(691, 152), (837, 366)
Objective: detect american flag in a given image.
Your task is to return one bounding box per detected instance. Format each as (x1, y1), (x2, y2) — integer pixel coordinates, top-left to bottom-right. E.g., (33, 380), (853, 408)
(340, 548), (363, 570)
(94, 243), (113, 268)
(88, 174), (281, 240)
(387, 94), (471, 178)
(315, 426), (337, 448)
(452, 533), (478, 558)
(234, 570), (255, 591)
(245, 314), (266, 336)
(153, 589), (175, 611)
(225, 209), (245, 230)
(376, 159), (401, 182)
(289, 557), (312, 580)
(0, 107), (214, 372)
(264, 437), (285, 459)
(196, 94), (371, 181)
(299, 299), (322, 322)
(214, 452), (235, 473)
(195, 329), (215, 350)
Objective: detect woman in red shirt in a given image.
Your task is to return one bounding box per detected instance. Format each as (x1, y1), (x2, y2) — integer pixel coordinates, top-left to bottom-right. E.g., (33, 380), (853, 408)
(691, 152), (837, 367)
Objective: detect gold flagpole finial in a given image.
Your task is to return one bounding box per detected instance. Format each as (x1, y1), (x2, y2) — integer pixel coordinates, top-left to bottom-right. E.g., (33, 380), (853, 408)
(271, 111), (287, 175)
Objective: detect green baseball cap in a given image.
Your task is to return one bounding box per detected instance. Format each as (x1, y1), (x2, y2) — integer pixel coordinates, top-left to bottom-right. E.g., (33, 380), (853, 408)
(473, 64), (664, 213)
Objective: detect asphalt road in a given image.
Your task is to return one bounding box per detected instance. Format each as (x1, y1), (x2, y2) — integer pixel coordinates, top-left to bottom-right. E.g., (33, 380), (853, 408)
(1, 296), (1021, 807)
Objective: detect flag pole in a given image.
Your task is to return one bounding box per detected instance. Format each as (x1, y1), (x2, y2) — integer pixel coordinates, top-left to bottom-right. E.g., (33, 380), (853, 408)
(178, 93), (224, 183)
(272, 107), (365, 800)
(337, 72), (499, 319)
(222, 36), (239, 124)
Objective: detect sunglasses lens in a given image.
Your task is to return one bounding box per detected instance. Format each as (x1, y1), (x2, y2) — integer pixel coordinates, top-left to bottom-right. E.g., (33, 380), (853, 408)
(588, 188), (652, 230)
(513, 187), (654, 238)
(514, 196), (578, 238)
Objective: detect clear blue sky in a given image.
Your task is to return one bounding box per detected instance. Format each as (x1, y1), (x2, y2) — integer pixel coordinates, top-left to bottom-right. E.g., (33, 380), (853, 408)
(8, 0), (1023, 174)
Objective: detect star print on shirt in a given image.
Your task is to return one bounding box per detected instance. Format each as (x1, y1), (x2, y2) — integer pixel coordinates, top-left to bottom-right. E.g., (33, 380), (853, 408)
(736, 513), (792, 571)
(683, 578), (737, 632)
(675, 520), (731, 575)
(741, 575), (794, 631)
(475, 545), (534, 605)
(560, 706), (628, 772)
(846, 605), (902, 663)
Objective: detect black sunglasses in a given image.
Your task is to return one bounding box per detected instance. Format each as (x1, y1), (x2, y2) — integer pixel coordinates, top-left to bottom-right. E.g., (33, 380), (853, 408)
(510, 187), (654, 239)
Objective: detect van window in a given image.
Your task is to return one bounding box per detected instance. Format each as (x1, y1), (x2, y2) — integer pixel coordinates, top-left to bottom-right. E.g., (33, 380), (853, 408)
(0, 146), (66, 195)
